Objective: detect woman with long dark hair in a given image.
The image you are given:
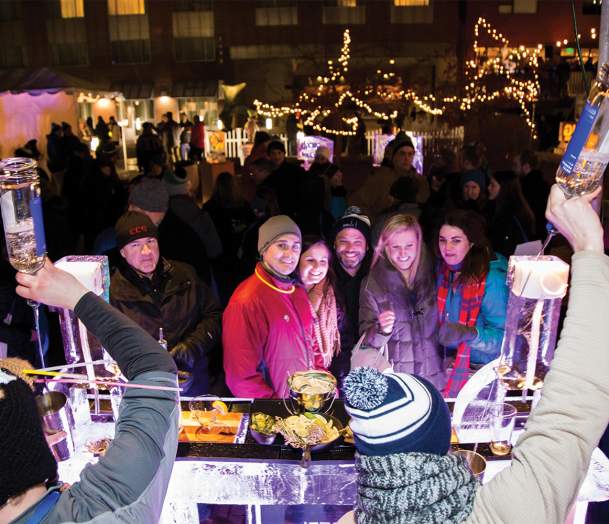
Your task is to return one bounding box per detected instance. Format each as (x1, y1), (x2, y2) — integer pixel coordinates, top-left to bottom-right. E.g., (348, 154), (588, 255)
(434, 209), (508, 397)
(297, 236), (342, 371)
(487, 170), (536, 256)
(359, 214), (445, 390)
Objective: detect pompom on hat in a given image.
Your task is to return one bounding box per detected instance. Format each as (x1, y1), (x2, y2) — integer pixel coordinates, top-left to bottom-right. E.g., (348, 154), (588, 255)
(343, 367), (452, 457)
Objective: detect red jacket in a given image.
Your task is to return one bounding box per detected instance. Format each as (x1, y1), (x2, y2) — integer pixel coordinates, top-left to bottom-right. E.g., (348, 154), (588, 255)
(223, 263), (321, 398)
(190, 122), (205, 149)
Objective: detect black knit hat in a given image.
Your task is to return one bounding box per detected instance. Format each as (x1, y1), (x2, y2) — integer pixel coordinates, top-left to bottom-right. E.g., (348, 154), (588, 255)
(115, 211), (158, 250)
(332, 206), (371, 244)
(0, 363), (57, 506)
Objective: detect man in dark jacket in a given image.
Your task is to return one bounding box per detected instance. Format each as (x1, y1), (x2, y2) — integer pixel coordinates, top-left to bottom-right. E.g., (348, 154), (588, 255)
(330, 207), (372, 388)
(262, 140), (306, 219)
(110, 211), (222, 396)
(515, 149), (550, 240)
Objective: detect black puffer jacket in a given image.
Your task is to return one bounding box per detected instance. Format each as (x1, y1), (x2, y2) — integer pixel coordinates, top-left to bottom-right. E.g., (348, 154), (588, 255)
(110, 258), (221, 395)
(359, 249), (446, 391)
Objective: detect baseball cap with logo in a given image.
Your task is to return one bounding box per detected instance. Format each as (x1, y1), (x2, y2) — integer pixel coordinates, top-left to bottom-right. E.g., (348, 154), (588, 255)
(115, 211), (158, 250)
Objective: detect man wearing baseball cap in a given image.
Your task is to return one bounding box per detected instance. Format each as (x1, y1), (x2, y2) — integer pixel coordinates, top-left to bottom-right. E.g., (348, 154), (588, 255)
(223, 215), (322, 398)
(110, 211), (221, 396)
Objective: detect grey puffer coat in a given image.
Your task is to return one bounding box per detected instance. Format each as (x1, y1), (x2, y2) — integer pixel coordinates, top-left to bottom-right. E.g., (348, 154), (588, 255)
(359, 249), (446, 391)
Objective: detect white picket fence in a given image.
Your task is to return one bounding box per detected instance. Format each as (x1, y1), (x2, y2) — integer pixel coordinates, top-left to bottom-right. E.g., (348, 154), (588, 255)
(221, 127), (464, 165)
(224, 128), (288, 165)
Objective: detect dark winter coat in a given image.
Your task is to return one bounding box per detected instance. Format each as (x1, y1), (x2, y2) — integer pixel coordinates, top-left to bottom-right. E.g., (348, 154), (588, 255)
(110, 258), (221, 396)
(359, 250), (446, 391)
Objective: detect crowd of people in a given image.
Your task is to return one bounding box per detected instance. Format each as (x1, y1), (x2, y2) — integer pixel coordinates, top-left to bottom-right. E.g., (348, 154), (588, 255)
(6, 109), (609, 524)
(0, 121), (556, 403)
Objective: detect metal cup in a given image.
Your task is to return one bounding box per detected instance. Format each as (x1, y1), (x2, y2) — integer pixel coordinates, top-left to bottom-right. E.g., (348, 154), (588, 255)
(36, 391), (75, 461)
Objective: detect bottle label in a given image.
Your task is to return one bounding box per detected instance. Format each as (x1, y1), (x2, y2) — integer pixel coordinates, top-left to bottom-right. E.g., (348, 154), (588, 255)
(560, 101), (600, 175)
(30, 195), (47, 256)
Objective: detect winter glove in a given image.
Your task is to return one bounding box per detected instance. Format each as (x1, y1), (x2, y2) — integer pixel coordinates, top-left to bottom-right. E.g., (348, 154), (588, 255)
(438, 322), (477, 348)
(169, 342), (196, 370)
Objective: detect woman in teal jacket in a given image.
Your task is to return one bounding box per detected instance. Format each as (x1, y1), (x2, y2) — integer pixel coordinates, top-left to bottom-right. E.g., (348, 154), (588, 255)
(434, 210), (508, 396)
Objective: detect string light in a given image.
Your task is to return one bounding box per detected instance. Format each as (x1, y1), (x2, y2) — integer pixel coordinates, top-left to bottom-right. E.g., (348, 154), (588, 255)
(254, 18), (540, 138)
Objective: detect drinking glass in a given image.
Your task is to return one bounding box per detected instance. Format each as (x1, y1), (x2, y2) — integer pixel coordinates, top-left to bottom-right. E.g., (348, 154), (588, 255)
(188, 395), (222, 436)
(488, 402), (517, 456)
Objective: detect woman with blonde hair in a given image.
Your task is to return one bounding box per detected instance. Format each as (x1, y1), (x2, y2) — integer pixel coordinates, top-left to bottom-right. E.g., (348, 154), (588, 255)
(359, 214), (445, 390)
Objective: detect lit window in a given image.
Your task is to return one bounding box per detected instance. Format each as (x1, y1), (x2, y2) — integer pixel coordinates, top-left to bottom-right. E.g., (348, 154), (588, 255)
(513, 0), (537, 13)
(60, 0), (84, 18)
(337, 0), (357, 6)
(107, 0), (145, 16)
(394, 0), (429, 6)
(255, 6), (298, 26)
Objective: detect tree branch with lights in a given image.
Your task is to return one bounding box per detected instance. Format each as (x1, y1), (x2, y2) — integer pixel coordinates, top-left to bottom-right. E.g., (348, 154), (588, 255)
(254, 18), (541, 139)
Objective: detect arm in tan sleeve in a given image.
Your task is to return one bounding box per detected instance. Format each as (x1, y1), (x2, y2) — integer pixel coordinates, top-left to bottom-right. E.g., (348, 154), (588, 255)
(468, 252), (609, 524)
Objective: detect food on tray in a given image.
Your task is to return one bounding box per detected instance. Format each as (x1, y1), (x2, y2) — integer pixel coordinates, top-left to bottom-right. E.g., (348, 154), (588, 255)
(289, 371), (336, 396)
(212, 400), (228, 414)
(275, 412), (339, 449)
(250, 412), (277, 435)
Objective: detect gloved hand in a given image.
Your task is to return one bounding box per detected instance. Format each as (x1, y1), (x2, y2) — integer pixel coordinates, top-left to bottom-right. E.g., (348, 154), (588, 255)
(169, 342), (196, 370)
(438, 322), (477, 348)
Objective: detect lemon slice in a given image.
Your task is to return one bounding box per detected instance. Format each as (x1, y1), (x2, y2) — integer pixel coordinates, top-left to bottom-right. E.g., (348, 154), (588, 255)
(212, 400), (228, 414)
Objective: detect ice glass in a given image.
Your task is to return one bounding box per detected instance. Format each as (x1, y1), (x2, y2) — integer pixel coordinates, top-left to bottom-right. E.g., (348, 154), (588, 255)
(488, 402), (517, 456)
(188, 395), (222, 435)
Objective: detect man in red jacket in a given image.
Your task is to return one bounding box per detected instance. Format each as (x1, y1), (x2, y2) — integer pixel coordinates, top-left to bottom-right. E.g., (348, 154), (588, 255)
(223, 215), (320, 398)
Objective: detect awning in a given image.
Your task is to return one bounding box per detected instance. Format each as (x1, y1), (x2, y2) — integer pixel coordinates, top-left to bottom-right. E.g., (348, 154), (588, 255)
(172, 80), (218, 98)
(110, 82), (154, 100)
(0, 67), (105, 95)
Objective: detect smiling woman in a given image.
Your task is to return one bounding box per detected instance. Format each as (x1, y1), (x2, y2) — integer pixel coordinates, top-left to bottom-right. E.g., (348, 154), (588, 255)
(434, 209), (508, 397)
(358, 214), (446, 391)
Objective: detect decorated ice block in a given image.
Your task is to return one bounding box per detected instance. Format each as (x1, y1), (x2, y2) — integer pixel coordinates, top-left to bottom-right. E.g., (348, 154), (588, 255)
(53, 256), (114, 378)
(497, 255), (569, 392)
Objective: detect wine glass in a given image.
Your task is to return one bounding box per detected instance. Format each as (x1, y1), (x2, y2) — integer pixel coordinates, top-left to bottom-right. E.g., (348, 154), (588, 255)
(0, 157), (47, 366)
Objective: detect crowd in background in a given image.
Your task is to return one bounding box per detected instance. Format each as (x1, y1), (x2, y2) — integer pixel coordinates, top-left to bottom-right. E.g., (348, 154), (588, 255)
(0, 119), (558, 402)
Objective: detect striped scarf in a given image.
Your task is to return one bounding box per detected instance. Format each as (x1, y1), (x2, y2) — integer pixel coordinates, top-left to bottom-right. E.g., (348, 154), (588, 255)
(437, 263), (486, 398)
(308, 280), (341, 369)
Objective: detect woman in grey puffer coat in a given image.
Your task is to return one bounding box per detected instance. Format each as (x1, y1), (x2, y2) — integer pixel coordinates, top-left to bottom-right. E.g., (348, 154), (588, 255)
(359, 214), (446, 391)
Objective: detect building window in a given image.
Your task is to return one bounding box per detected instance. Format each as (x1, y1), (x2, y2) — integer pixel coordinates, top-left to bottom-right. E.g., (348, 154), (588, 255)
(255, 0), (297, 26)
(174, 0), (213, 10)
(0, 2), (24, 67)
(0, 22), (25, 67)
(107, 0), (145, 16)
(499, 0), (537, 14)
(47, 19), (88, 65)
(60, 0), (84, 18)
(394, 0), (428, 5)
(322, 1), (365, 24)
(391, 0), (433, 23)
(173, 11), (215, 61)
(108, 14), (150, 63)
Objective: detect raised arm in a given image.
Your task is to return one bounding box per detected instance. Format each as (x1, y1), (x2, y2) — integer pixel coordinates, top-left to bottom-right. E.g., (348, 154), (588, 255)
(469, 186), (609, 523)
(16, 260), (180, 522)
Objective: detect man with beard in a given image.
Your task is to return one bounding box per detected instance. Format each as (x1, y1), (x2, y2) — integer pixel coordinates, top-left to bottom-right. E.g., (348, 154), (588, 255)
(329, 207), (372, 388)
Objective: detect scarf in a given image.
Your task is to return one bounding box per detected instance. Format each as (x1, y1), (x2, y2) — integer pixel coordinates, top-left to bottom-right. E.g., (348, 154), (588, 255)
(354, 452), (478, 524)
(308, 281), (340, 369)
(437, 262), (486, 398)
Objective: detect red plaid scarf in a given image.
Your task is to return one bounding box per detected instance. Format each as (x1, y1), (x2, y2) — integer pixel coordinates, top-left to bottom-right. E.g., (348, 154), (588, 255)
(437, 262), (486, 397)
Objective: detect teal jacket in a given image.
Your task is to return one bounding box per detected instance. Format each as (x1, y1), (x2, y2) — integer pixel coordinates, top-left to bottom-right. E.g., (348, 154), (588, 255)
(440, 254), (508, 365)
